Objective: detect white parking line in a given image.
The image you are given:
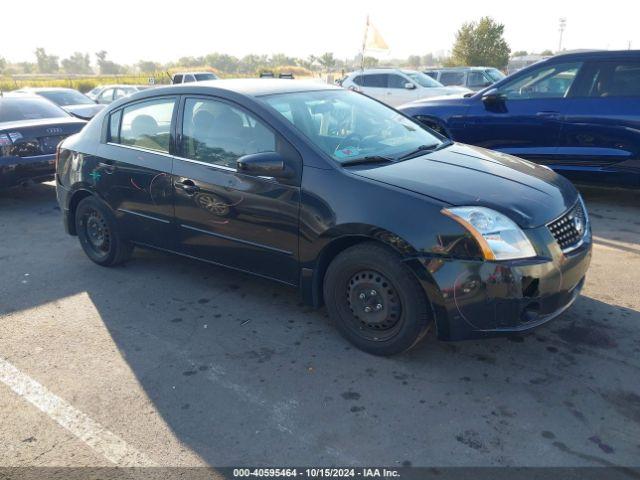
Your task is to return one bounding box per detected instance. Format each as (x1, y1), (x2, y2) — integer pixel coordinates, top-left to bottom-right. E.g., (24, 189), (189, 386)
(0, 356), (156, 467)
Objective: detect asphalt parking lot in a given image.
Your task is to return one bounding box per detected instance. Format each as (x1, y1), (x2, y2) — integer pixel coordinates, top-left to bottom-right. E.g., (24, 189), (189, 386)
(0, 182), (639, 468)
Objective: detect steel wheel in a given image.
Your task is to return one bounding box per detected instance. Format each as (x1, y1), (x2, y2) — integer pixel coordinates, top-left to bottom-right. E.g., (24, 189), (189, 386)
(81, 207), (112, 259)
(345, 269), (403, 342)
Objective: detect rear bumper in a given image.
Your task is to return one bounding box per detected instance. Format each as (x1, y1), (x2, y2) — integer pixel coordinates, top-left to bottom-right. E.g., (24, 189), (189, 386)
(407, 236), (592, 341)
(55, 180), (74, 235)
(0, 154), (55, 188)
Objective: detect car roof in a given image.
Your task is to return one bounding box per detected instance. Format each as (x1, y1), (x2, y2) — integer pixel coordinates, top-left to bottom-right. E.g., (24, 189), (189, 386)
(174, 71), (217, 75)
(347, 68), (405, 75)
(131, 78), (340, 98)
(547, 49), (640, 61)
(425, 66), (493, 71)
(17, 87), (80, 93)
(99, 84), (143, 88)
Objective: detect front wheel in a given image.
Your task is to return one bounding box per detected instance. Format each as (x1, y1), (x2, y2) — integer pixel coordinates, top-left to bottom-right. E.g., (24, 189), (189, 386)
(323, 242), (432, 356)
(75, 196), (133, 267)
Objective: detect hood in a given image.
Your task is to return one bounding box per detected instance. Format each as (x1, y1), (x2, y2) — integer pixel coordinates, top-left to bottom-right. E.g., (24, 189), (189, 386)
(400, 93), (471, 109)
(63, 104), (105, 120)
(349, 143), (578, 229)
(418, 86), (471, 98)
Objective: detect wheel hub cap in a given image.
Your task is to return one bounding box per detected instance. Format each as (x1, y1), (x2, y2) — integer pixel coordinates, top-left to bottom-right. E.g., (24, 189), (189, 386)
(347, 270), (401, 331)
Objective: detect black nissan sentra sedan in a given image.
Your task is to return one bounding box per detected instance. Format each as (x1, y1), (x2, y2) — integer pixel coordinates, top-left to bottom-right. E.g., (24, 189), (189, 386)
(55, 79), (592, 355)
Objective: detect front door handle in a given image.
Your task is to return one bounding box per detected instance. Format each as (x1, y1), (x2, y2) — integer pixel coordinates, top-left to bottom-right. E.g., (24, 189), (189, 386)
(175, 179), (200, 195)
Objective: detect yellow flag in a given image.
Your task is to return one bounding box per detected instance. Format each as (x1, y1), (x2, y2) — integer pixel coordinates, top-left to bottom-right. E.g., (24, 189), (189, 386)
(365, 21), (389, 51)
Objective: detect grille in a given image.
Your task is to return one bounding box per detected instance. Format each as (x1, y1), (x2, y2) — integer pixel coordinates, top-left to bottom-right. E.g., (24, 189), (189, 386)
(548, 201), (588, 252)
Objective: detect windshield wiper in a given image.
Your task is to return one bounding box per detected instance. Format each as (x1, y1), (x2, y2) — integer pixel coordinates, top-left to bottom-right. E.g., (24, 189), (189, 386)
(397, 141), (453, 161)
(340, 155), (394, 167)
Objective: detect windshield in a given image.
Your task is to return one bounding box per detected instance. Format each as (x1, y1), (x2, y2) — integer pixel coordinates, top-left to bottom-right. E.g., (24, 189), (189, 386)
(0, 97), (70, 122)
(38, 90), (94, 106)
(405, 72), (444, 88)
(263, 90), (443, 163)
(485, 68), (505, 82)
(194, 73), (217, 81)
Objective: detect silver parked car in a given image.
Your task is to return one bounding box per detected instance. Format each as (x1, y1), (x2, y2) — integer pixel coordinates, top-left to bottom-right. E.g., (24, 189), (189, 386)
(424, 67), (505, 91)
(86, 85), (150, 104)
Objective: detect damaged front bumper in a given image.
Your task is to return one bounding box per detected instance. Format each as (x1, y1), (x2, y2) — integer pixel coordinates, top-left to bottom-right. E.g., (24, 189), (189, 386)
(406, 227), (592, 341)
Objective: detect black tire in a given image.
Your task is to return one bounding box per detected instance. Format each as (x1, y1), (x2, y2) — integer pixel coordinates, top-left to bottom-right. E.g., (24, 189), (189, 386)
(323, 242), (432, 356)
(75, 196), (133, 267)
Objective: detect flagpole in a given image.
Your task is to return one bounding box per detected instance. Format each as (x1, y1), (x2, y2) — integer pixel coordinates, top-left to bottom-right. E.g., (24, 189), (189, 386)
(360, 15), (369, 71)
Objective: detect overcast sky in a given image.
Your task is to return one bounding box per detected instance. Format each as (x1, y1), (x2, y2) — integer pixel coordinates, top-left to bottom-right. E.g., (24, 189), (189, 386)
(1, 0), (637, 64)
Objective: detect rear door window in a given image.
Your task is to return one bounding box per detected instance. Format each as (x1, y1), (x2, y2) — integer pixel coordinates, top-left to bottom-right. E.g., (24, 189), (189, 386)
(468, 71), (490, 88)
(387, 74), (409, 89)
(587, 61), (640, 97)
(98, 88), (114, 103)
(361, 74), (388, 88)
(118, 97), (176, 153)
(439, 72), (465, 86)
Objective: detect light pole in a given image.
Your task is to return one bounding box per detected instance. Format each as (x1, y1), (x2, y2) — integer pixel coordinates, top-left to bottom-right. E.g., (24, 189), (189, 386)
(558, 18), (567, 52)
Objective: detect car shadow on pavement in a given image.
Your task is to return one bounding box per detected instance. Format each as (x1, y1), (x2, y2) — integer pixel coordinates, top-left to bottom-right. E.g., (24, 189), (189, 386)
(2, 183), (640, 467)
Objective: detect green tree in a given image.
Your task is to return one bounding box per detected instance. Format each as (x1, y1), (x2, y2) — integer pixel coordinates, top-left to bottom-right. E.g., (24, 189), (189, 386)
(318, 52), (336, 70)
(363, 56), (379, 68)
(61, 52), (92, 74)
(137, 60), (160, 73)
(421, 53), (435, 66)
(95, 51), (124, 75)
(511, 50), (528, 57)
(269, 53), (296, 67)
(407, 55), (421, 69)
(451, 17), (511, 68)
(34, 48), (59, 73)
(540, 49), (554, 56)
(204, 53), (239, 73)
(0, 56), (6, 74)
(17, 62), (36, 74)
(177, 56), (203, 67)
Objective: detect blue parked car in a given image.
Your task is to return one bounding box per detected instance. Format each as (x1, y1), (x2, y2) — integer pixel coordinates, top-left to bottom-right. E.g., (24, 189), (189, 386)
(399, 50), (640, 187)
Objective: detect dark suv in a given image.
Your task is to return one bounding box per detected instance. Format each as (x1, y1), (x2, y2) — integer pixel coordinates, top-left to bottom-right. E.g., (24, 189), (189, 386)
(401, 50), (640, 188)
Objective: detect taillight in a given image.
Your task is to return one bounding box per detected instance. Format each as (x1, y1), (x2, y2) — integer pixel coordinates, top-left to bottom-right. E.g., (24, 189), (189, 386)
(55, 145), (62, 171)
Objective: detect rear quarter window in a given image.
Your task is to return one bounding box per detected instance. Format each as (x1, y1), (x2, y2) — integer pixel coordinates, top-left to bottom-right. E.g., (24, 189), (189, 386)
(108, 110), (122, 142)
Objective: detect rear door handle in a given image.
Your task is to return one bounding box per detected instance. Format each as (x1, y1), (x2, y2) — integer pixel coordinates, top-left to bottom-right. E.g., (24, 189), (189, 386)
(98, 161), (117, 173)
(175, 179), (200, 195)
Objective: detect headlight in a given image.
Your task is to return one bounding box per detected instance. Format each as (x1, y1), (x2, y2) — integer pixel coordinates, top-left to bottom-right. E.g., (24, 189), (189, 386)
(442, 207), (537, 260)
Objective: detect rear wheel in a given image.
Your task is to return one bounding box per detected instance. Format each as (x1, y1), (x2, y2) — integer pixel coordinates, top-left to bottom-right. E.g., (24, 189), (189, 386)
(323, 242), (432, 356)
(75, 196), (133, 266)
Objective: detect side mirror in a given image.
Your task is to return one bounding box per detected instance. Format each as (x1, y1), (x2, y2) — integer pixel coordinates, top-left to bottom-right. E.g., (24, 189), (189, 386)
(237, 152), (292, 179)
(405, 83), (416, 90)
(481, 88), (506, 104)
